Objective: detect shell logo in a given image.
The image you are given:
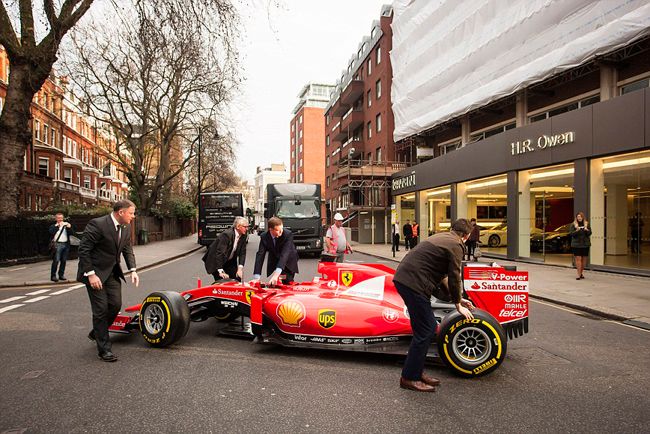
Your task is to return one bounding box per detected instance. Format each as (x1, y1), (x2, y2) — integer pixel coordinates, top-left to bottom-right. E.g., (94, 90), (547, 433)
(276, 300), (306, 327)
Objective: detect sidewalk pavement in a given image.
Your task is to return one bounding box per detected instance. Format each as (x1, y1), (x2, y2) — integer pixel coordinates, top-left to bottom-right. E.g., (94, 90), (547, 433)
(352, 242), (650, 329)
(0, 235), (203, 288)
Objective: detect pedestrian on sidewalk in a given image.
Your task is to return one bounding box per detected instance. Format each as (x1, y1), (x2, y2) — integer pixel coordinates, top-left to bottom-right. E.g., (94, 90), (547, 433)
(202, 216), (249, 282)
(570, 211), (591, 280)
(403, 220), (413, 251)
(411, 221), (419, 248)
(325, 213), (353, 263)
(629, 212), (644, 254)
(49, 213), (75, 282)
(252, 217), (299, 285)
(392, 221), (400, 252)
(465, 218), (480, 261)
(393, 218), (475, 393)
(77, 199), (139, 362)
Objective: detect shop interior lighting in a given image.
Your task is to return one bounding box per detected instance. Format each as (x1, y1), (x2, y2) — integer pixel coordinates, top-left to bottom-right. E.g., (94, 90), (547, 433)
(467, 194), (507, 198)
(427, 188), (451, 196)
(529, 186), (574, 193)
(402, 194), (415, 200)
(529, 167), (574, 180)
(466, 177), (507, 190)
(602, 156), (650, 170)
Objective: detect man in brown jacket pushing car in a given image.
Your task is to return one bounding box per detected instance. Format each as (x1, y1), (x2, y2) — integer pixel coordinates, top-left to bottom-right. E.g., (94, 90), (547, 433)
(393, 218), (476, 392)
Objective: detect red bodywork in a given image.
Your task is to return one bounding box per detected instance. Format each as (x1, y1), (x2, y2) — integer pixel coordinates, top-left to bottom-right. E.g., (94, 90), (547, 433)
(115, 261), (528, 342)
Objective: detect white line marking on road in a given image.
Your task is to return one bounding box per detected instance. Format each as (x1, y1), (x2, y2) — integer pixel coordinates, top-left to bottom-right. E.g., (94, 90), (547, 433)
(25, 289), (50, 296)
(344, 260), (364, 263)
(7, 266), (27, 272)
(24, 296), (50, 303)
(0, 304), (25, 313)
(50, 287), (78, 295)
(0, 296), (27, 303)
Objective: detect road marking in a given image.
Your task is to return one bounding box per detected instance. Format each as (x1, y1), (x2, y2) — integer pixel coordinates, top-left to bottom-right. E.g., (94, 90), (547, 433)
(25, 289), (50, 296)
(0, 304), (25, 313)
(51, 287), (78, 295)
(24, 296), (50, 303)
(7, 266), (27, 272)
(0, 296), (27, 303)
(344, 260), (364, 263)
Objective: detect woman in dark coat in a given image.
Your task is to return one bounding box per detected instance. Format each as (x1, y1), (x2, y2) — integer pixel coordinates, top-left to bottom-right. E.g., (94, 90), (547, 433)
(570, 211), (591, 280)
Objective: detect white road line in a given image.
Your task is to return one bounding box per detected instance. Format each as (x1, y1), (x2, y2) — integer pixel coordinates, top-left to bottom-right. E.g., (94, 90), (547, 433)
(24, 296), (50, 303)
(0, 304), (25, 313)
(25, 289), (50, 296)
(0, 296), (27, 303)
(51, 287), (77, 295)
(7, 266), (27, 272)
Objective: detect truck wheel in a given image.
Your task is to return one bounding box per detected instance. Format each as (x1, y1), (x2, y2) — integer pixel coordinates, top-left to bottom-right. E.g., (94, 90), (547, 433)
(139, 291), (190, 347)
(436, 309), (507, 378)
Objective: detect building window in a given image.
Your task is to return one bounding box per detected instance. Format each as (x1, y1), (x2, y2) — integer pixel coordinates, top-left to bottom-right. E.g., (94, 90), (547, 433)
(291, 150), (295, 159)
(64, 168), (72, 183)
(55, 160), (60, 180)
(326, 155), (330, 167)
(84, 175), (91, 189)
(299, 115), (303, 124)
(326, 136), (330, 147)
(367, 58), (371, 75)
(34, 119), (40, 140)
(38, 157), (48, 176)
(299, 144), (303, 153)
(367, 121), (372, 139)
(376, 46), (381, 64)
(299, 130), (303, 139)
(291, 137), (295, 145)
(376, 113), (382, 133)
(376, 147), (382, 163)
(299, 173), (303, 182)
(620, 78), (650, 95)
(376, 79), (382, 99)
(326, 114), (330, 126)
(326, 176), (330, 187)
(529, 95), (600, 123)
(299, 158), (303, 168)
(51, 128), (57, 148)
(291, 124), (295, 132)
(43, 124), (49, 144)
(440, 140), (461, 155)
(367, 90), (372, 107)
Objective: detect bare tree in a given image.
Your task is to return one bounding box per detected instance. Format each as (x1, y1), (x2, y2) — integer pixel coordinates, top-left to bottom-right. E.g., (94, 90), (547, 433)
(0, 0), (95, 218)
(65, 0), (240, 215)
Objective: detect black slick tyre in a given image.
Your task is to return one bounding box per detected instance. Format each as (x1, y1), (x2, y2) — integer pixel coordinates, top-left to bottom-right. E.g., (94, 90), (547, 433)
(139, 291), (190, 347)
(436, 309), (507, 378)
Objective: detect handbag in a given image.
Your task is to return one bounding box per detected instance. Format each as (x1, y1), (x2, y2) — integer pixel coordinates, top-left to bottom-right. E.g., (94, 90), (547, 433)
(49, 227), (65, 252)
(474, 245), (483, 258)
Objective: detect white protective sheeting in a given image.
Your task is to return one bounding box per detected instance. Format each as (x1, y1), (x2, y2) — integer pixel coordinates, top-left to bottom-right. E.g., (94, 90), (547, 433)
(391, 0), (650, 142)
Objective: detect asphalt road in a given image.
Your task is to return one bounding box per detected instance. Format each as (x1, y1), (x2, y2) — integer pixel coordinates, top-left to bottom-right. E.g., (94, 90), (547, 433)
(1, 237), (649, 433)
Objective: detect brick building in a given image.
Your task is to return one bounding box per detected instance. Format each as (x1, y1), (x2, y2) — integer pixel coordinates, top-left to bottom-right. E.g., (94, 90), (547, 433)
(323, 5), (405, 243)
(289, 83), (334, 186)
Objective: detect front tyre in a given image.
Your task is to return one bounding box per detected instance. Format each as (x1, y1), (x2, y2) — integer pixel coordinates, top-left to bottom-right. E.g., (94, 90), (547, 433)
(436, 309), (506, 378)
(139, 291), (190, 347)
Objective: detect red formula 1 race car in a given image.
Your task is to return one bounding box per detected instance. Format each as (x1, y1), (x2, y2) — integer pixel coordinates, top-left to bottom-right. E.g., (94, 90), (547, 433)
(111, 261), (529, 377)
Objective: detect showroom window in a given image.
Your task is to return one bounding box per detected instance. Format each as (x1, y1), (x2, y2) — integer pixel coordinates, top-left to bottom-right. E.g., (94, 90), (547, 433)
(458, 174), (508, 256)
(518, 163), (575, 264)
(422, 186), (451, 236)
(591, 150), (650, 271)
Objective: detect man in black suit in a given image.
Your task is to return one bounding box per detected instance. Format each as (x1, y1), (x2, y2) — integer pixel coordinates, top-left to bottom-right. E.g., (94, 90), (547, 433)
(203, 216), (249, 281)
(77, 199), (139, 362)
(252, 217), (299, 285)
(403, 220), (413, 251)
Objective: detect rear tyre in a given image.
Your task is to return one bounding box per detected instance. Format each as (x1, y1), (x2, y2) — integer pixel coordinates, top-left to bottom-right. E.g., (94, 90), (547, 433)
(139, 291), (190, 347)
(488, 235), (501, 247)
(436, 309), (507, 377)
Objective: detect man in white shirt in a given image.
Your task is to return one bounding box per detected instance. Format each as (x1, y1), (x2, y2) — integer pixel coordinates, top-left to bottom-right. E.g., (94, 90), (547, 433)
(202, 216), (249, 281)
(325, 213), (353, 263)
(49, 213), (75, 281)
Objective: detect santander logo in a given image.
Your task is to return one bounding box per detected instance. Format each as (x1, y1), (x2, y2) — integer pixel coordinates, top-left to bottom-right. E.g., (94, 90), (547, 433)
(471, 282), (480, 290)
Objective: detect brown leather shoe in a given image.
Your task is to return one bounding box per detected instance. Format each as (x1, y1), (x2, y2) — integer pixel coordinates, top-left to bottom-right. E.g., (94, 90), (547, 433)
(400, 377), (436, 392)
(421, 373), (441, 387)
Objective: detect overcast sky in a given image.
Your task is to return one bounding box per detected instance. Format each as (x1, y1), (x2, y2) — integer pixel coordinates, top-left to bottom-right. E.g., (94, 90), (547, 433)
(232, 0), (391, 182)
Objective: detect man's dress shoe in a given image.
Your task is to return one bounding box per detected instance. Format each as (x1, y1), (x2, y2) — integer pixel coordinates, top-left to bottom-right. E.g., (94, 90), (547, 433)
(421, 373), (441, 387)
(98, 351), (117, 362)
(51, 277), (58, 282)
(87, 331), (96, 342)
(400, 377), (436, 392)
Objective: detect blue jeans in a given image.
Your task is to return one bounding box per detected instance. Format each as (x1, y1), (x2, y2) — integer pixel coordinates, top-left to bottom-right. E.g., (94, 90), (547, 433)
(395, 280), (437, 381)
(51, 242), (70, 278)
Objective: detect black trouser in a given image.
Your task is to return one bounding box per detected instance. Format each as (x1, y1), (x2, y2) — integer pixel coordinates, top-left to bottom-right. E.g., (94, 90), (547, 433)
(282, 271), (295, 284)
(212, 258), (241, 282)
(392, 234), (400, 251)
(395, 281), (437, 381)
(466, 240), (477, 260)
(404, 236), (412, 250)
(410, 236), (418, 249)
(86, 273), (122, 355)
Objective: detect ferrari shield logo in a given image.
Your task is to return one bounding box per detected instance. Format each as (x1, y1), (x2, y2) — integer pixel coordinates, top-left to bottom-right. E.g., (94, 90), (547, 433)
(318, 309), (336, 329)
(245, 290), (253, 305)
(341, 271), (353, 287)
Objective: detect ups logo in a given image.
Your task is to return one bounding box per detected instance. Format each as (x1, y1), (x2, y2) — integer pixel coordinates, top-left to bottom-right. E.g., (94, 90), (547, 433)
(318, 309), (336, 329)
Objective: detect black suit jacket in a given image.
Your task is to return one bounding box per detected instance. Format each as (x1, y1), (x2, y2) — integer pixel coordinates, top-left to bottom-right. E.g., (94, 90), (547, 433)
(203, 228), (248, 275)
(254, 229), (299, 276)
(76, 214), (136, 284)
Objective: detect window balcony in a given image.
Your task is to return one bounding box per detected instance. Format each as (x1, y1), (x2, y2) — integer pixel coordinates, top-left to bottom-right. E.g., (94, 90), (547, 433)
(341, 108), (364, 133)
(53, 179), (80, 193)
(80, 187), (97, 198)
(340, 80), (364, 106)
(336, 160), (409, 179)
